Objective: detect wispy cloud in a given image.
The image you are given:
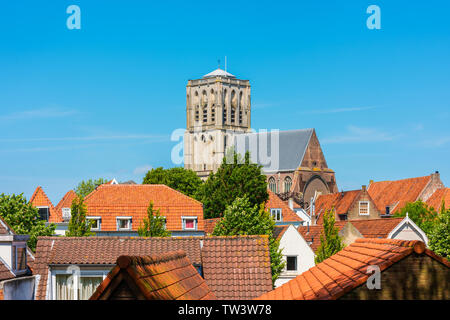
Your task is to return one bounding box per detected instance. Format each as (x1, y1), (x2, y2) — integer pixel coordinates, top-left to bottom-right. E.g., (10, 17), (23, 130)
(424, 136), (450, 148)
(133, 164), (153, 175)
(301, 106), (376, 115)
(0, 107), (78, 121)
(0, 134), (168, 143)
(322, 126), (397, 144)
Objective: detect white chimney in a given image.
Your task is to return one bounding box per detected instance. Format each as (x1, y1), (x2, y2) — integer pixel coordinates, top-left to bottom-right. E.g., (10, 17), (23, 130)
(288, 198), (294, 210)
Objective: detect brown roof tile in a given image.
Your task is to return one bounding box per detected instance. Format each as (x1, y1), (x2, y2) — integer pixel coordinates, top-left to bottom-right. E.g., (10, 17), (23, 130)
(90, 251), (216, 300)
(204, 218), (221, 235)
(0, 258), (15, 281)
(314, 190), (361, 224)
(33, 235), (272, 300)
(256, 238), (448, 300)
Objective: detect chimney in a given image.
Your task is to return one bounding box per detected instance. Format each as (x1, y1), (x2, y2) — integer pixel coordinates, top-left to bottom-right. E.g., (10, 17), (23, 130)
(288, 198), (294, 210)
(362, 185), (366, 192)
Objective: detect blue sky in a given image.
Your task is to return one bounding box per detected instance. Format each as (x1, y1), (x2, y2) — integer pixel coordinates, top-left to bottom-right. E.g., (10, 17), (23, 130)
(1, 1), (449, 204)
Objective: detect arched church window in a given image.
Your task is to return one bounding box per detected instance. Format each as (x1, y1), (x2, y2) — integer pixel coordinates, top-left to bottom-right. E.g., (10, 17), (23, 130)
(223, 106), (227, 124)
(239, 109), (242, 125)
(268, 177), (277, 193)
(284, 176), (292, 193)
(231, 90), (237, 108)
(195, 106), (199, 122)
(211, 104), (215, 122)
(203, 106), (207, 123)
(231, 108), (235, 124)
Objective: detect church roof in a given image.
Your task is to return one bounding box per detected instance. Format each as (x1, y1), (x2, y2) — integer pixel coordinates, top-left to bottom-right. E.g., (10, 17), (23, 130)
(233, 128), (314, 172)
(203, 68), (236, 79)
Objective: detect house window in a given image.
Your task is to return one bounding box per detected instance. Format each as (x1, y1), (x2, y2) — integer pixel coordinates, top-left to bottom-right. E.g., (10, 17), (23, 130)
(359, 201), (369, 215)
(182, 217), (198, 230)
(286, 256), (297, 271)
(284, 177), (292, 193)
(268, 177), (277, 193)
(270, 209), (282, 222)
(62, 208), (71, 221)
(12, 245), (27, 272)
(87, 217), (101, 231)
(116, 217), (132, 231)
(54, 273), (104, 300)
(37, 207), (49, 221)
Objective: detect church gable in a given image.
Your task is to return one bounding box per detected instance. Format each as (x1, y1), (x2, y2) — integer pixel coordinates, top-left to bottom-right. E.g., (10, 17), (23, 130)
(300, 129), (328, 169)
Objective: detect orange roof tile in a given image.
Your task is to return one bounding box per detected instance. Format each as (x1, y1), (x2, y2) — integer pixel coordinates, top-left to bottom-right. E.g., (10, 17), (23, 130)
(90, 251), (216, 300)
(314, 190), (361, 224)
(204, 218), (221, 235)
(426, 188), (450, 211)
(83, 184), (204, 232)
(266, 190), (302, 222)
(256, 238), (449, 300)
(30, 186), (58, 222)
(52, 190), (77, 223)
(368, 175), (431, 214)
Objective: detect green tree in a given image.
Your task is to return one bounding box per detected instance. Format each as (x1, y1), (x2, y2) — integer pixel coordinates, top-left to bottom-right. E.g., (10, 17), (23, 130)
(428, 201), (450, 259)
(138, 201), (171, 237)
(198, 150), (269, 219)
(394, 201), (438, 235)
(142, 167), (203, 199)
(315, 209), (345, 264)
(66, 196), (94, 237)
(212, 196), (284, 286)
(75, 178), (109, 198)
(0, 193), (55, 251)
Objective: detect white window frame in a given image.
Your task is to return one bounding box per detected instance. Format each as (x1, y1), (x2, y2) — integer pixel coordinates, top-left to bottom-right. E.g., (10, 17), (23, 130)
(182, 216), (198, 231)
(62, 207), (71, 221)
(50, 268), (110, 300)
(116, 216), (132, 231)
(87, 216), (102, 231)
(359, 201), (370, 216)
(270, 208), (282, 222)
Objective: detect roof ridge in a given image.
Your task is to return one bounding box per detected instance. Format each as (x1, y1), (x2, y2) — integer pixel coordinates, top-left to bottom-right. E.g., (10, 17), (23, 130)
(117, 250), (187, 268)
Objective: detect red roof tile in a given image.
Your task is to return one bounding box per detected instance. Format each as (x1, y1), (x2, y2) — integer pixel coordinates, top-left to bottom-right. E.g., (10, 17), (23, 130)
(90, 251), (216, 300)
(0, 258), (15, 281)
(348, 218), (404, 238)
(83, 184), (204, 232)
(426, 188), (450, 211)
(33, 235), (272, 300)
(256, 238), (449, 300)
(266, 190), (302, 222)
(314, 190), (361, 224)
(368, 176), (431, 214)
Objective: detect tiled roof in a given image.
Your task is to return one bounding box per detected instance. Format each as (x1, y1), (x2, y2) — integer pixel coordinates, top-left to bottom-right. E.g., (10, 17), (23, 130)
(30, 186), (57, 222)
(256, 238), (449, 300)
(348, 218), (404, 238)
(90, 251), (216, 300)
(368, 176), (431, 214)
(266, 190), (302, 222)
(426, 188), (450, 211)
(0, 216), (14, 235)
(314, 190), (361, 224)
(298, 222), (347, 252)
(33, 235), (272, 300)
(201, 235), (272, 300)
(204, 218), (221, 235)
(0, 258), (15, 281)
(273, 225), (289, 241)
(53, 190), (77, 223)
(83, 184), (204, 232)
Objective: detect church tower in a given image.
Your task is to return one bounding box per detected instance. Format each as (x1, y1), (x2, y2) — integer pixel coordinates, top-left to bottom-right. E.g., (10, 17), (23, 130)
(184, 68), (251, 179)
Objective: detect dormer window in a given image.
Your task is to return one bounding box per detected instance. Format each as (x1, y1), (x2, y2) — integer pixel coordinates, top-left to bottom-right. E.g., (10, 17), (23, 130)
(37, 206), (49, 221)
(12, 245), (27, 273)
(116, 217), (132, 231)
(359, 201), (369, 216)
(87, 217), (101, 231)
(182, 217), (197, 230)
(62, 208), (71, 222)
(270, 208), (282, 222)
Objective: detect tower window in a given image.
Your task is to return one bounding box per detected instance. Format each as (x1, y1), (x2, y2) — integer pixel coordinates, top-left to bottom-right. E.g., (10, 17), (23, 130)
(203, 107), (207, 123)
(231, 108), (235, 123)
(239, 110), (242, 124)
(223, 107), (227, 124)
(195, 106), (199, 122)
(211, 105), (215, 122)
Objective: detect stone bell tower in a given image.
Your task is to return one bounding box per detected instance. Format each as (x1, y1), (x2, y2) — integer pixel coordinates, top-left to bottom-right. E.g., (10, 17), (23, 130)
(184, 68), (251, 179)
